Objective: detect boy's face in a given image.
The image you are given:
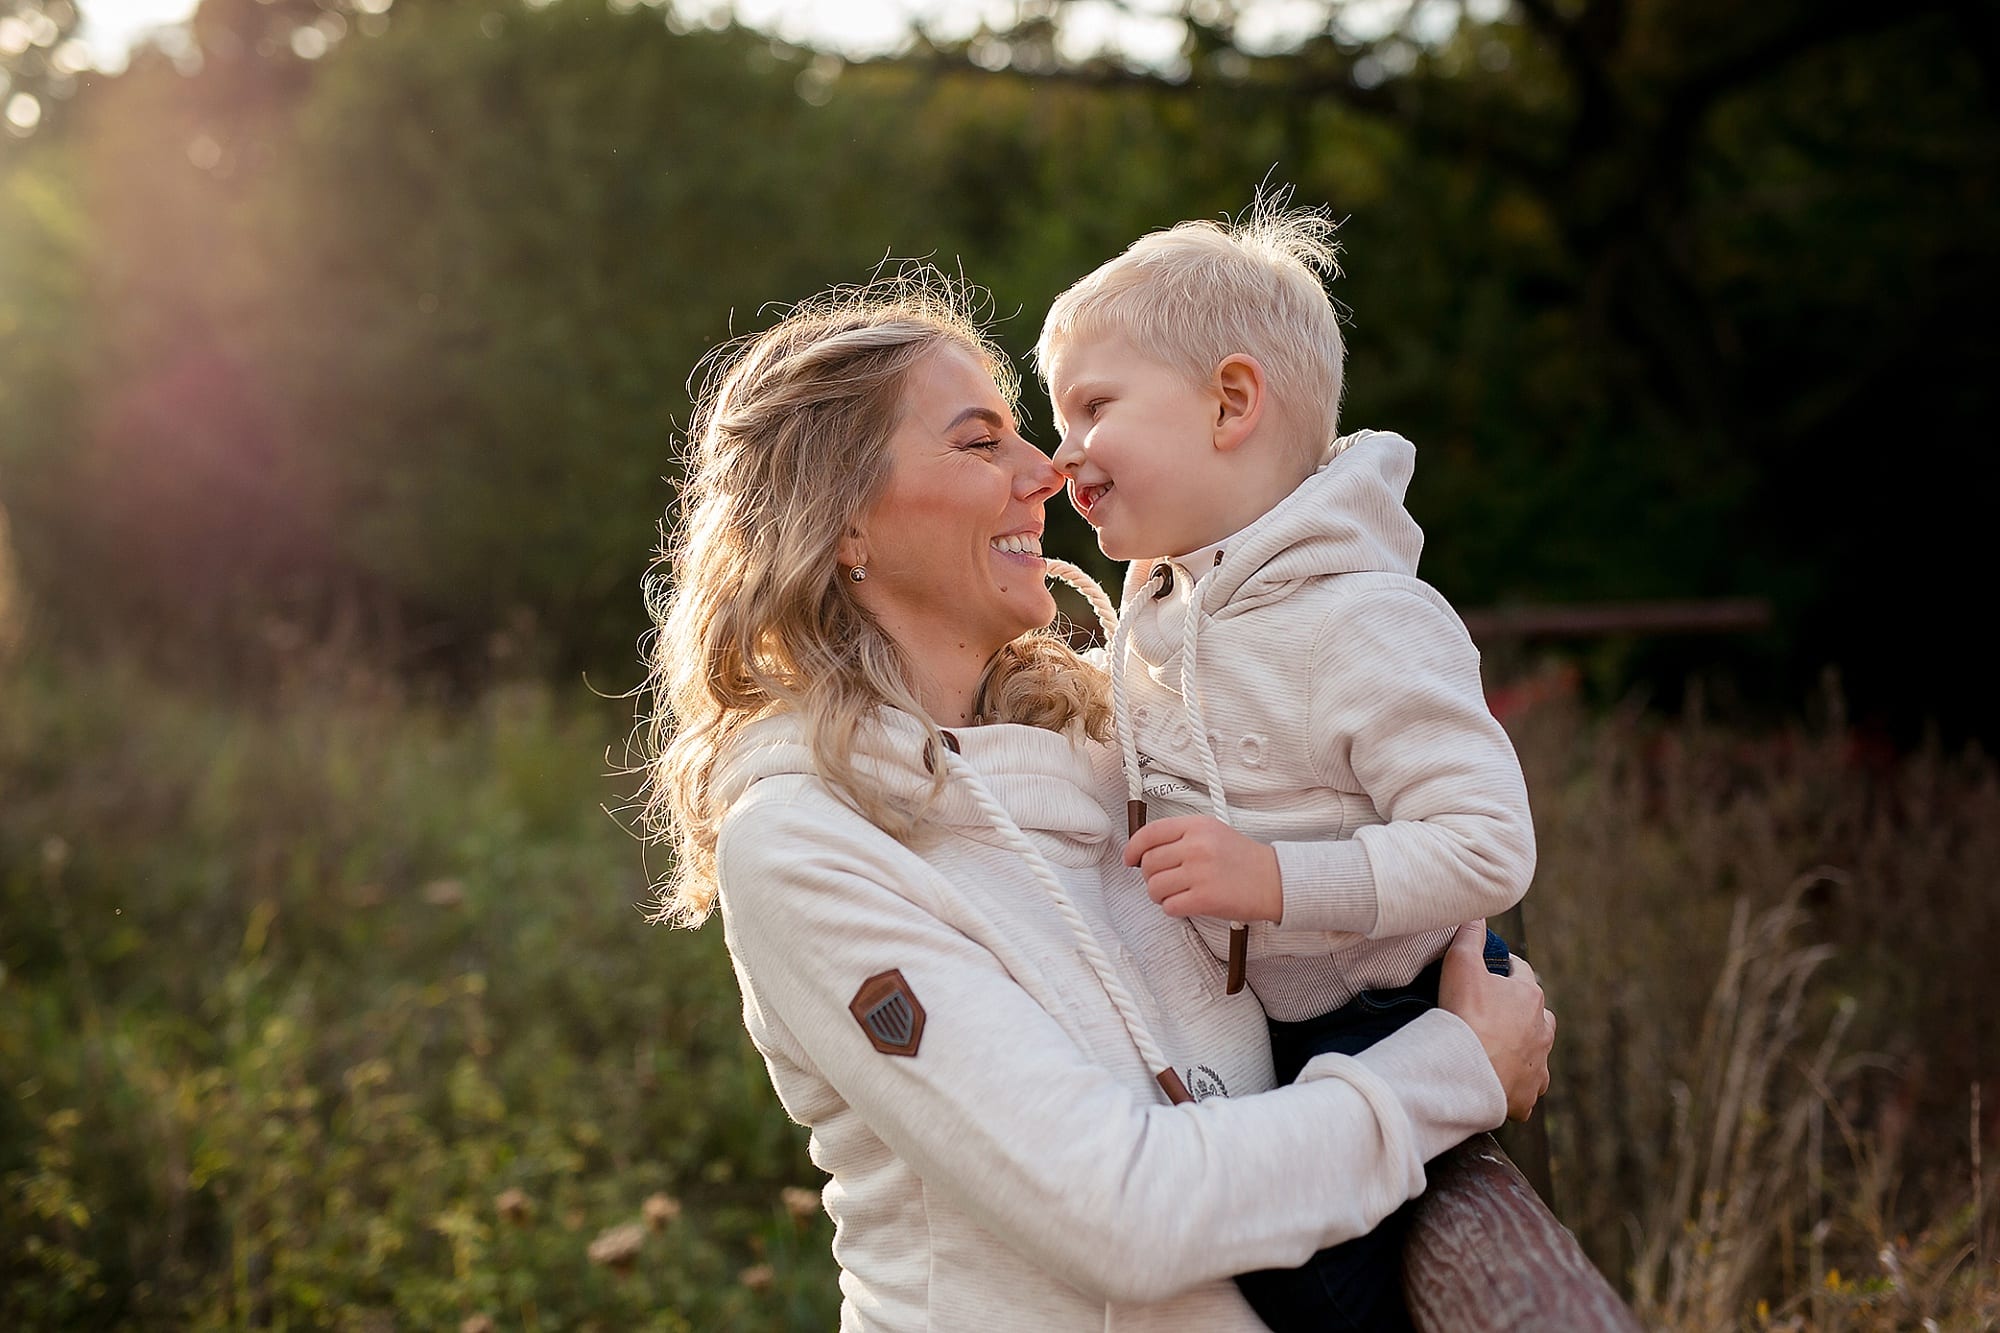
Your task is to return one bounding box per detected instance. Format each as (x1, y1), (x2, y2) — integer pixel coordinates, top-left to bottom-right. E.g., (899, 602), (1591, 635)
(1046, 336), (1228, 561)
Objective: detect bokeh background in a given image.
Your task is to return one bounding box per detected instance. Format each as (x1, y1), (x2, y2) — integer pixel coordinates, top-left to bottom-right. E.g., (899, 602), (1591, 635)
(2, 1), (1996, 1328)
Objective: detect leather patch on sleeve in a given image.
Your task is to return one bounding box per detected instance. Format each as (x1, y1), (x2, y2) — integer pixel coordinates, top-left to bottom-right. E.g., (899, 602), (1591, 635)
(849, 969), (925, 1057)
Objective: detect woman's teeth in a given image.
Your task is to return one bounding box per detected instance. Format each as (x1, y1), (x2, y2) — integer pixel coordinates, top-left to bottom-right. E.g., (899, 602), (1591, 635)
(991, 533), (1043, 557)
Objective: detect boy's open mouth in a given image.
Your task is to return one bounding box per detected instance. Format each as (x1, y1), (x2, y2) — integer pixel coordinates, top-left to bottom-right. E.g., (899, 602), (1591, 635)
(1071, 479), (1112, 521)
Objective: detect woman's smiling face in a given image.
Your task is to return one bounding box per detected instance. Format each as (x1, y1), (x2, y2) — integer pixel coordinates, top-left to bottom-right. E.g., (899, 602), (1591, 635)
(845, 342), (1063, 676)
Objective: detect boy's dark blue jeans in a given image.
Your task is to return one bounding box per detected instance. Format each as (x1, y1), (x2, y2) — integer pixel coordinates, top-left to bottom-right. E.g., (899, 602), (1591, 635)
(1234, 930), (1513, 1333)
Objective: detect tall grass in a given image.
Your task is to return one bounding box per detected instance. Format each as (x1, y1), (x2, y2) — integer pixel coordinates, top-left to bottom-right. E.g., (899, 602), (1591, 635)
(2, 655), (1995, 1328)
(1514, 675), (2000, 1329)
(2, 654), (835, 1330)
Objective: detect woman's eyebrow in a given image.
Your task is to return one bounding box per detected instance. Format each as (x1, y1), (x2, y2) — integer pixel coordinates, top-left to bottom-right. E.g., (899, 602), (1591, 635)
(944, 406), (1008, 433)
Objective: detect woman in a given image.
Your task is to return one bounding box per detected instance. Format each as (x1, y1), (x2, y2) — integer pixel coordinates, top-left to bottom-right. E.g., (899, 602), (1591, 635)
(640, 276), (1554, 1330)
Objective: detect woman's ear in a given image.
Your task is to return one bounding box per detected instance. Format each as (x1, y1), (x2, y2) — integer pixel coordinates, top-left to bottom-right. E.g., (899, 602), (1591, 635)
(836, 524), (868, 572)
(1210, 354), (1267, 454)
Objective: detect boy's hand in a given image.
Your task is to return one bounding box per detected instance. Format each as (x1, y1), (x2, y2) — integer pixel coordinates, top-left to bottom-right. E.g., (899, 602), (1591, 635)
(1123, 815), (1284, 923)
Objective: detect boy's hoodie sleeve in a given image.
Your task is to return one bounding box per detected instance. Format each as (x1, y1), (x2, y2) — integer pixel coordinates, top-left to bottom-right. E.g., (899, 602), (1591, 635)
(1265, 583), (1536, 939)
(715, 794), (1504, 1303)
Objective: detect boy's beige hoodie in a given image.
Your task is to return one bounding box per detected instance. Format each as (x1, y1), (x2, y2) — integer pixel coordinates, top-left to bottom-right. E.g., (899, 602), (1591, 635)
(1113, 429), (1537, 1020)
(712, 707), (1505, 1330)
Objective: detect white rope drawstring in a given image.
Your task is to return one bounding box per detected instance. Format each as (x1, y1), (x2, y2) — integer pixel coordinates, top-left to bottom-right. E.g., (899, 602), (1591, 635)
(1048, 559), (1145, 818)
(942, 748), (1194, 1105)
(1048, 555), (1249, 994)
(1109, 603), (1144, 810)
(1175, 563), (1231, 828)
(1044, 559), (1118, 641)
(1170, 552), (1250, 992)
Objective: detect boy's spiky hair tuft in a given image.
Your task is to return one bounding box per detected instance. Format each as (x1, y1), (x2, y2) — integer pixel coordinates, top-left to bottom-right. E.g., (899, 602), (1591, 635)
(1035, 186), (1347, 459)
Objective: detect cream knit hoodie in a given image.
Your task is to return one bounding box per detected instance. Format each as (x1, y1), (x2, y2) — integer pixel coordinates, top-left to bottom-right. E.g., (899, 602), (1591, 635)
(1110, 429), (1537, 1021)
(712, 706), (1507, 1331)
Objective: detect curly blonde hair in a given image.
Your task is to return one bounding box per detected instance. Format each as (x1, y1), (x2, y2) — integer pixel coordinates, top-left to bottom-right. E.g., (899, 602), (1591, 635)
(640, 273), (1110, 927)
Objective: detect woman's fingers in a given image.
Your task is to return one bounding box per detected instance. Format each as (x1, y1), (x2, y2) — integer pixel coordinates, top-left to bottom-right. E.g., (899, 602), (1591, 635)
(1445, 918), (1488, 960)
(1438, 919), (1559, 1123)
(1513, 1004), (1557, 1120)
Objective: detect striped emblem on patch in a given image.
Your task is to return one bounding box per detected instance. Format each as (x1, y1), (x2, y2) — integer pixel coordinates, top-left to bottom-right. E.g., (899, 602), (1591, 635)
(849, 969), (925, 1057)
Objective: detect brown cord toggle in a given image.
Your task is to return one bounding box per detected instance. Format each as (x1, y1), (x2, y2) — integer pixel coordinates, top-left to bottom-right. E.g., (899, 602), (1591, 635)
(1226, 924), (1248, 994)
(1127, 798), (1148, 839)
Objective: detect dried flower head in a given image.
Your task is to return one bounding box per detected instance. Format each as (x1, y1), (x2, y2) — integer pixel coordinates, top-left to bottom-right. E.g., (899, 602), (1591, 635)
(422, 878), (466, 908)
(494, 1187), (532, 1225)
(780, 1186), (820, 1224)
(643, 1192), (682, 1230)
(587, 1222), (646, 1275)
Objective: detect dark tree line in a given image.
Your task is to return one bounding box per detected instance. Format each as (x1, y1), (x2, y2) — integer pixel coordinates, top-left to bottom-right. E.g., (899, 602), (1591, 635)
(2, 0), (1994, 738)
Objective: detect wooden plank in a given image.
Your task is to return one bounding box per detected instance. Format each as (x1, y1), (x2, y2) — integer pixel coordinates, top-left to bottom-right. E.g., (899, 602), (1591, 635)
(1405, 1134), (1642, 1332)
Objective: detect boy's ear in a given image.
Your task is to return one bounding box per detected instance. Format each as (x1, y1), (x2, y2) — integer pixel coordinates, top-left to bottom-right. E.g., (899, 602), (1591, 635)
(1210, 354), (1266, 454)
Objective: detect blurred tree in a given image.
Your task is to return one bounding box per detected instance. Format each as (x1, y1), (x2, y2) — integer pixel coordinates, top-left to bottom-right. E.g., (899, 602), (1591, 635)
(905, 0), (2000, 737)
(0, 0), (1992, 736)
(0, 0), (82, 137)
(266, 3), (898, 671)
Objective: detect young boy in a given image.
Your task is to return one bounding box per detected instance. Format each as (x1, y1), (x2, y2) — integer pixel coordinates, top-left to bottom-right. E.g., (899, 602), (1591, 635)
(1038, 201), (1536, 1333)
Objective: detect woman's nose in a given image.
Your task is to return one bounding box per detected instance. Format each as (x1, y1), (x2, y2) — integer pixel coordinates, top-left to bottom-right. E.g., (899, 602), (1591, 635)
(1014, 441), (1063, 502)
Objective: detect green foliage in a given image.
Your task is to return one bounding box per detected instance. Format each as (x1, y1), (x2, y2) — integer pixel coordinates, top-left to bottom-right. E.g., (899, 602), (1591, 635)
(4, 657), (1997, 1325)
(0, 656), (838, 1327)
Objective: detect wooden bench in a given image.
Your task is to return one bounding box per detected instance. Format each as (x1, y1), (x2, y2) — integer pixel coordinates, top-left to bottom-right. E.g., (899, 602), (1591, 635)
(1405, 1134), (1642, 1331)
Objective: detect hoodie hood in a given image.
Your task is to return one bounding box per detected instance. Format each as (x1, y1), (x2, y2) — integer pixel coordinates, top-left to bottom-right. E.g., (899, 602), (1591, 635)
(1192, 429), (1421, 613)
(1107, 429), (1424, 816)
(713, 708), (1111, 867)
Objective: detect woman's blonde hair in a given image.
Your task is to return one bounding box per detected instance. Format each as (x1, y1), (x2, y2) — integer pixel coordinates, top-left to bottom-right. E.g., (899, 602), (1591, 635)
(639, 272), (1109, 927)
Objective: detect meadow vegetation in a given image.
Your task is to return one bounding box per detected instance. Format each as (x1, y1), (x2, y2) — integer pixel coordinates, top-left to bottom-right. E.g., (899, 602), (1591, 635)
(3, 649), (1994, 1329)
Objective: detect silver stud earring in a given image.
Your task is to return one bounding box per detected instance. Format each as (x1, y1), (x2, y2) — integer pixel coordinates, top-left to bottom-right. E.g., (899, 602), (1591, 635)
(848, 565), (867, 583)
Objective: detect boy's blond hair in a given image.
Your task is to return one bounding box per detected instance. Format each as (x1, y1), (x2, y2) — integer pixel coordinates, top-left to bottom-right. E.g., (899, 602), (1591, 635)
(1035, 195), (1345, 459)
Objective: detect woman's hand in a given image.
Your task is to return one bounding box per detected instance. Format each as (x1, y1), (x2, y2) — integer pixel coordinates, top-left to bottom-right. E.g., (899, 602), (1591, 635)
(1437, 920), (1554, 1121)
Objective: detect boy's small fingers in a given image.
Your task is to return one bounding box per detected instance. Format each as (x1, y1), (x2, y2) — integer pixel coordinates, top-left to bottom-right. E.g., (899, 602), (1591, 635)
(1123, 821), (1182, 863)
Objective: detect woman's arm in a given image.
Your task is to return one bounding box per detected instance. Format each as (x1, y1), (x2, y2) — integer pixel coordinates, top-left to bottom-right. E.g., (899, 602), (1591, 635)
(717, 793), (1508, 1304)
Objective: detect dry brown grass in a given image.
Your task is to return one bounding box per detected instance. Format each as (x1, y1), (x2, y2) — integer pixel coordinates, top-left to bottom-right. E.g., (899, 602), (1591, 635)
(1508, 670), (1999, 1329)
